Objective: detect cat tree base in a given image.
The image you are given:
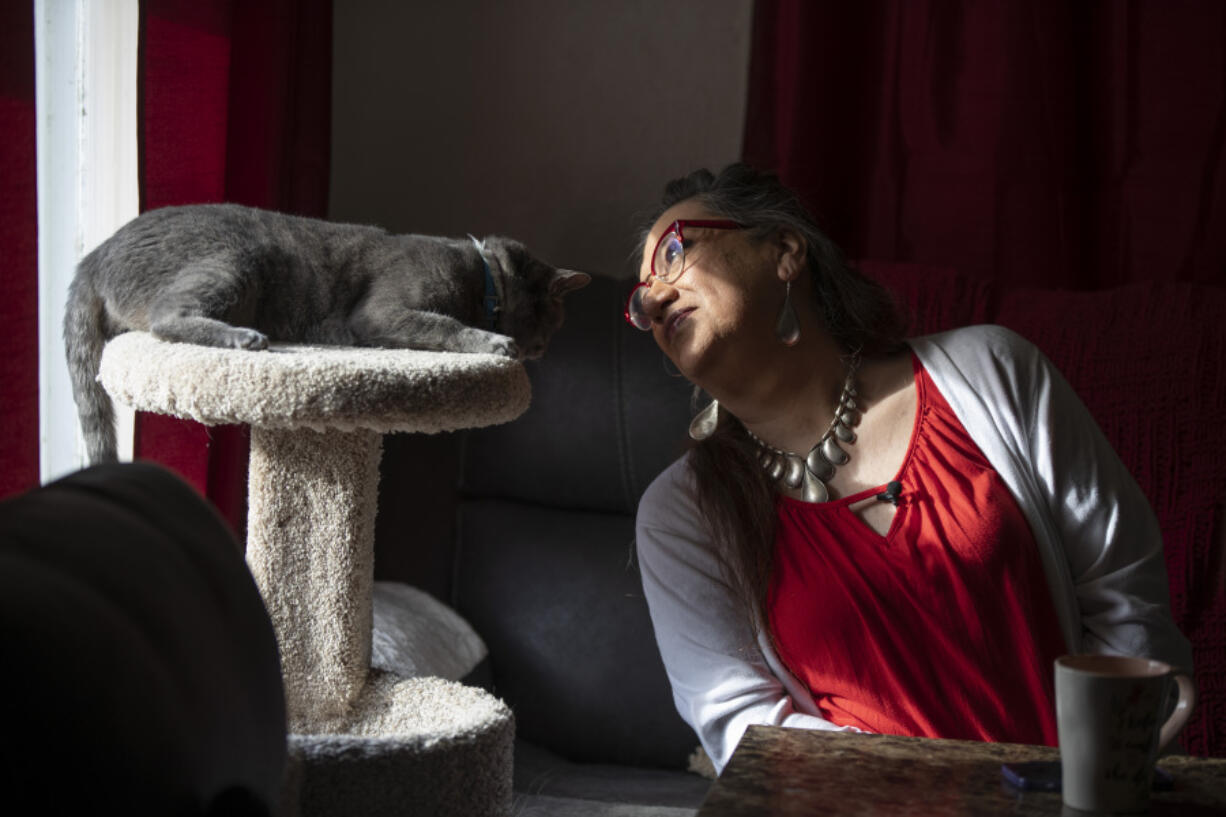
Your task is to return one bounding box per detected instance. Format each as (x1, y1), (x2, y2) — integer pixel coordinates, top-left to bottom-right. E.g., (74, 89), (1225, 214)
(99, 332), (531, 817)
(286, 672), (514, 817)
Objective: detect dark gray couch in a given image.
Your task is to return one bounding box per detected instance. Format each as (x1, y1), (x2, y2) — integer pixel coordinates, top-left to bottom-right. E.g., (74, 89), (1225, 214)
(376, 273), (712, 815)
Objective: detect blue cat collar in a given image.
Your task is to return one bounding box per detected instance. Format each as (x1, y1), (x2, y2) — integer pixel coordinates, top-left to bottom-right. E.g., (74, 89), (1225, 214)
(469, 235), (501, 331)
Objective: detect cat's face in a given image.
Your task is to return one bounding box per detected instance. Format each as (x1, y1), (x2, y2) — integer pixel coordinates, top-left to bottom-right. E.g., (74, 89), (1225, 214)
(485, 238), (590, 360)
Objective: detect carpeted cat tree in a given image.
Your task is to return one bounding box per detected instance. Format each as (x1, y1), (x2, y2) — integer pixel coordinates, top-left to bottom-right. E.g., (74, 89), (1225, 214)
(98, 332), (531, 817)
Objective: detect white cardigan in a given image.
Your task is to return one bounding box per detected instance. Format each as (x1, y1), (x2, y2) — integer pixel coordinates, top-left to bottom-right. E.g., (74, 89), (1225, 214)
(635, 325), (1193, 774)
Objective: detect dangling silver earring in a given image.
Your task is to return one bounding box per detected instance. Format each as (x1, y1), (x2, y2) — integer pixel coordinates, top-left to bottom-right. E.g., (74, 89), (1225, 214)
(776, 280), (800, 346)
(689, 399), (720, 440)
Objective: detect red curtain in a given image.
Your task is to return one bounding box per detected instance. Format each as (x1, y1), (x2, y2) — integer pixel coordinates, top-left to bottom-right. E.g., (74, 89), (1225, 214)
(743, 0), (1226, 289)
(0, 4), (40, 501)
(137, 0), (332, 535)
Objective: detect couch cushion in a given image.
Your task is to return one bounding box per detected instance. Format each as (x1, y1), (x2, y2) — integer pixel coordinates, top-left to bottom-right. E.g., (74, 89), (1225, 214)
(455, 499), (697, 768)
(461, 274), (694, 515)
(512, 739), (710, 814)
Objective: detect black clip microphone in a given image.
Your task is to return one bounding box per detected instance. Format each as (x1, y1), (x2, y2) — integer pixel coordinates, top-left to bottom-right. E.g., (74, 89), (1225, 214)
(876, 480), (902, 506)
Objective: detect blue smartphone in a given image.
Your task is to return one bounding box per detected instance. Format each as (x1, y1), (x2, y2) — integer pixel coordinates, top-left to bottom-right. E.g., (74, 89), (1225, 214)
(1001, 761), (1173, 792)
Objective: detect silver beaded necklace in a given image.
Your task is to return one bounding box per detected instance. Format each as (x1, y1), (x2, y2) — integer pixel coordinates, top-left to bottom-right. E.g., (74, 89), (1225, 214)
(744, 362), (861, 503)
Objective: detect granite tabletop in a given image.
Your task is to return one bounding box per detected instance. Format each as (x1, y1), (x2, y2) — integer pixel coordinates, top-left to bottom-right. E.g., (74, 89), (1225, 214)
(697, 726), (1226, 816)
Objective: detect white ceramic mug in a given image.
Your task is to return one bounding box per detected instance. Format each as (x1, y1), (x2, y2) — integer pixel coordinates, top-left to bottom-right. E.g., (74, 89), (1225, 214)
(1055, 654), (1195, 813)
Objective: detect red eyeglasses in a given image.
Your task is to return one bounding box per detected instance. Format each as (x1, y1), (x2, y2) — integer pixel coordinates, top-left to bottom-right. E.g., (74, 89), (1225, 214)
(624, 219), (743, 330)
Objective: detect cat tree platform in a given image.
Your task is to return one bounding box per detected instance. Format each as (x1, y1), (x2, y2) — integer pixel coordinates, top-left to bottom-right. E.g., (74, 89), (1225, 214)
(98, 331), (531, 817)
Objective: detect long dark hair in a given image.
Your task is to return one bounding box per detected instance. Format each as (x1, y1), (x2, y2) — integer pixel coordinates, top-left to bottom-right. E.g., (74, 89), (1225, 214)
(638, 163), (908, 640)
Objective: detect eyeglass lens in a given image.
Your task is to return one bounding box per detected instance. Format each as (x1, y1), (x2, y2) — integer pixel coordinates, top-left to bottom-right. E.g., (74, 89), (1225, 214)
(625, 283), (651, 330)
(654, 230), (686, 283)
(626, 225), (685, 331)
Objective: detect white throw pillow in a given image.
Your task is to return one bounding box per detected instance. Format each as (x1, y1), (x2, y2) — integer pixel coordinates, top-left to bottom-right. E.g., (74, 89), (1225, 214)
(371, 581), (488, 681)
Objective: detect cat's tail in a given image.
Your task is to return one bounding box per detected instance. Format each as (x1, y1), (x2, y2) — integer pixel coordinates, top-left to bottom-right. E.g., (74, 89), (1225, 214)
(63, 255), (116, 464)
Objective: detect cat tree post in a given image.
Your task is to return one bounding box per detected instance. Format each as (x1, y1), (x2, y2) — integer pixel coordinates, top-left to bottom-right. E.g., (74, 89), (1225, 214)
(98, 332), (531, 817)
(245, 426), (383, 726)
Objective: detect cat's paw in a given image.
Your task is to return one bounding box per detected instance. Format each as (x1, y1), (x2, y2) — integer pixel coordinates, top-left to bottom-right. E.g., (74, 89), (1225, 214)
(453, 328), (518, 358)
(229, 328), (269, 350)
(486, 336), (520, 359)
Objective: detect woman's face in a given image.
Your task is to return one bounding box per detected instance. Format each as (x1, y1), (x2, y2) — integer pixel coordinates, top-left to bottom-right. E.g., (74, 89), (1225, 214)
(638, 199), (786, 388)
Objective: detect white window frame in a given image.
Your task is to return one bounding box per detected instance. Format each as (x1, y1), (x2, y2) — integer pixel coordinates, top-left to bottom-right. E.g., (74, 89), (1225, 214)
(35, 0), (139, 483)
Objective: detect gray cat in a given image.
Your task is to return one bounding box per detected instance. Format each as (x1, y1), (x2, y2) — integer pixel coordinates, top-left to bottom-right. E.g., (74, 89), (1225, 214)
(65, 203), (591, 463)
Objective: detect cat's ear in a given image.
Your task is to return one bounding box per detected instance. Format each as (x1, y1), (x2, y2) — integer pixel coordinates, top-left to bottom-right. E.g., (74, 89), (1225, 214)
(550, 269), (591, 297)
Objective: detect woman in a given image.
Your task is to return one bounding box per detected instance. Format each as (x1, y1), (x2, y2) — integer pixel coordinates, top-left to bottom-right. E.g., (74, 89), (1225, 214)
(630, 164), (1192, 774)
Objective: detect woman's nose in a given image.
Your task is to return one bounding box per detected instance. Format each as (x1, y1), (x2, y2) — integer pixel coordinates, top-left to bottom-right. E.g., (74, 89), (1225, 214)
(641, 278), (678, 324)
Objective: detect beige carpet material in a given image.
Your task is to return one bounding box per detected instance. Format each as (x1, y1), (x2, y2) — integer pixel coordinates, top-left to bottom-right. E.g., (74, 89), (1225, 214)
(289, 673), (514, 817)
(246, 426), (382, 728)
(312, 671), (511, 738)
(98, 332), (531, 433)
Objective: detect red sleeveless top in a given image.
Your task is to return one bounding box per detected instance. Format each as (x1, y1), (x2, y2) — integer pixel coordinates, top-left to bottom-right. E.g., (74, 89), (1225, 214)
(768, 355), (1064, 745)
